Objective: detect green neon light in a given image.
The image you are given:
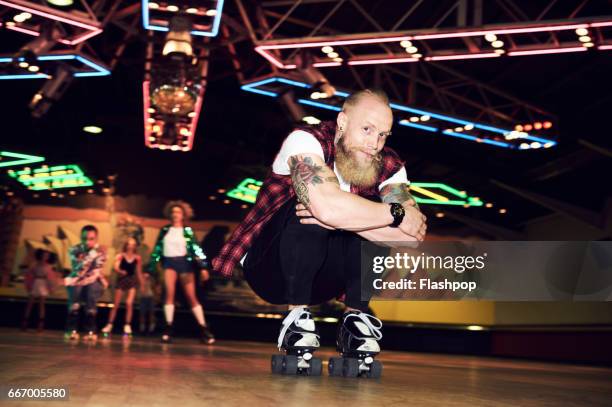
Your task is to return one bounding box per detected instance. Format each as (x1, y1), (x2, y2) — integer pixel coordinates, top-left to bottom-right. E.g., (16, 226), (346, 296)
(0, 151), (45, 168)
(8, 164), (93, 190)
(225, 178), (484, 207)
(411, 182), (483, 206)
(226, 178), (262, 203)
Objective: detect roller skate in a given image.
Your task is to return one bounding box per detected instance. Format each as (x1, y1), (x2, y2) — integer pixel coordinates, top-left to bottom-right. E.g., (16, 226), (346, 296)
(66, 330), (80, 341)
(328, 310), (383, 378)
(271, 306), (322, 376)
(123, 324), (132, 338)
(200, 325), (215, 345)
(83, 331), (98, 342)
(161, 323), (172, 344)
(101, 323), (113, 338)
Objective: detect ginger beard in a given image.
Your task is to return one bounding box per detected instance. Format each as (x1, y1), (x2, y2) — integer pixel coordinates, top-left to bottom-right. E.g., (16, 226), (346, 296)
(335, 135), (383, 188)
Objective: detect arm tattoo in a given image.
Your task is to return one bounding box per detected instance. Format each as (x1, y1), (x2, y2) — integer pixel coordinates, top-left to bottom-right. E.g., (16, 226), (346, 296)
(380, 183), (419, 209)
(288, 156), (337, 206)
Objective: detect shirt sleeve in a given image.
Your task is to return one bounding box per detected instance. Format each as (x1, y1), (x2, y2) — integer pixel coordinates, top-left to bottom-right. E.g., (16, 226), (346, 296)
(378, 166), (410, 191)
(272, 130), (325, 175)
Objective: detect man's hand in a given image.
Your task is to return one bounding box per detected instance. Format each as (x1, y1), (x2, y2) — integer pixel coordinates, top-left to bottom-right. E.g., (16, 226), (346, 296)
(380, 183), (427, 241)
(295, 203), (336, 230)
(399, 202), (427, 241)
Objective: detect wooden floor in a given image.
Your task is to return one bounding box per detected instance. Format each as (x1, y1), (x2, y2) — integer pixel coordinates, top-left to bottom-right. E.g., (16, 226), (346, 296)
(0, 328), (611, 407)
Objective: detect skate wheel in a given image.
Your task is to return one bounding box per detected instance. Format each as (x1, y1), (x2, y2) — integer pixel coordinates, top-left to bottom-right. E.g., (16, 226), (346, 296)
(282, 355), (298, 375)
(342, 358), (360, 378)
(271, 355), (284, 374)
(307, 358), (322, 376)
(367, 360), (382, 379)
(328, 357), (343, 377)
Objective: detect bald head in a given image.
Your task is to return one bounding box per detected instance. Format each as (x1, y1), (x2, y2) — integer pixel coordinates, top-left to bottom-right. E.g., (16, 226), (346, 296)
(342, 88), (390, 114)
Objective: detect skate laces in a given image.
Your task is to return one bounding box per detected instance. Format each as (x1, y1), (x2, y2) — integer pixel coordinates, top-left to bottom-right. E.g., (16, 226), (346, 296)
(277, 307), (317, 349)
(345, 311), (383, 340)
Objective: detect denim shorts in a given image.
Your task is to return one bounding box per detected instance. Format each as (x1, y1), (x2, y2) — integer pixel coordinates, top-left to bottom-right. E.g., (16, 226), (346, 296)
(161, 256), (194, 273)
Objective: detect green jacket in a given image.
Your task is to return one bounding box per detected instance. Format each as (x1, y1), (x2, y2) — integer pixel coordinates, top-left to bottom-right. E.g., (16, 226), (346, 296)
(148, 225), (208, 272)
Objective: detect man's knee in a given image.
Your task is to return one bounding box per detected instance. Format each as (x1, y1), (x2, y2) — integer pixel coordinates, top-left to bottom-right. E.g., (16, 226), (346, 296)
(69, 303), (80, 312)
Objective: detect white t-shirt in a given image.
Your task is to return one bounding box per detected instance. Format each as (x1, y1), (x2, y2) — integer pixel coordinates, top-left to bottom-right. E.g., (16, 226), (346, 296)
(163, 227), (187, 257)
(240, 131), (410, 267)
(271, 130), (409, 191)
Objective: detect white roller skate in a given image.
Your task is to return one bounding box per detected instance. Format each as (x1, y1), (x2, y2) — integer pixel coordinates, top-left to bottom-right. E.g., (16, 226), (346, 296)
(101, 323), (113, 338)
(123, 324), (132, 338)
(328, 310), (383, 378)
(271, 306), (322, 376)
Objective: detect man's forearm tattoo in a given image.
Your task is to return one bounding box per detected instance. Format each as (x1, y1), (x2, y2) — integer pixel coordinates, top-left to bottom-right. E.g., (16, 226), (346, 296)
(289, 156), (336, 206)
(380, 183), (419, 209)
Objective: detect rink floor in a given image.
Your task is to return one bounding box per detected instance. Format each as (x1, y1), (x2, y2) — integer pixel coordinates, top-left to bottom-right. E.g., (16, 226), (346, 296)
(0, 328), (611, 406)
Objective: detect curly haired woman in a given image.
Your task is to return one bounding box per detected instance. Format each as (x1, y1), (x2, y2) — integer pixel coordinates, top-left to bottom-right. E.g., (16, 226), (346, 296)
(149, 200), (214, 344)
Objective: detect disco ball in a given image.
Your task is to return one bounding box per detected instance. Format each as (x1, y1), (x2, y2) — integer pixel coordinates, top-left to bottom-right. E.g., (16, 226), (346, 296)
(151, 85), (196, 115)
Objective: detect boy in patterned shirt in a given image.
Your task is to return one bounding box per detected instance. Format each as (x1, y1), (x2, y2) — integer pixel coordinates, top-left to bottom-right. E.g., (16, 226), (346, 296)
(65, 225), (109, 341)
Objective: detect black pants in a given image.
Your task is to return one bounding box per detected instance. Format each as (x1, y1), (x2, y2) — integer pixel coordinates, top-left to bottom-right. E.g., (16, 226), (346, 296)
(243, 197), (382, 311)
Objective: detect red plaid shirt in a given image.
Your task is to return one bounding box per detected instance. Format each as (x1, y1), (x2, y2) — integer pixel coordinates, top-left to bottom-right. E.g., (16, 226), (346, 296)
(212, 121), (405, 277)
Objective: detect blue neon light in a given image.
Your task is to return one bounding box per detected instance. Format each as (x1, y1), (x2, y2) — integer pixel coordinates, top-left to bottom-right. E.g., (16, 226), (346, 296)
(0, 74), (49, 80)
(0, 54), (109, 79)
(142, 0), (225, 37)
(240, 76), (557, 149)
(443, 130), (512, 148)
(399, 121), (438, 132)
(297, 99), (342, 111)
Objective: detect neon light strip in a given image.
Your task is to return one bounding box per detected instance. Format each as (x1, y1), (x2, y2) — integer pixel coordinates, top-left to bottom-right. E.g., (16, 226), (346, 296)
(348, 57), (419, 65)
(6, 24), (40, 36)
(409, 185), (450, 202)
(313, 62), (343, 67)
(0, 54), (110, 79)
(3, 23), (102, 45)
(412, 23), (589, 39)
(598, 45), (612, 50)
(142, 0), (225, 37)
(256, 35), (415, 50)
(507, 47), (588, 56)
(413, 182), (467, 198)
(142, 81), (151, 147)
(443, 130), (512, 148)
(253, 20), (610, 68)
(0, 0), (100, 30)
(398, 121), (438, 132)
(0, 74), (49, 80)
(425, 53), (499, 61)
(0, 151), (45, 168)
(297, 99), (342, 111)
(241, 76), (557, 149)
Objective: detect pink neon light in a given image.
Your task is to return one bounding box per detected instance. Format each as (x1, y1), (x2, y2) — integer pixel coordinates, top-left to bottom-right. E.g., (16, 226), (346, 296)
(6, 25), (40, 36)
(348, 57), (419, 65)
(598, 45), (612, 50)
(142, 81), (152, 147)
(590, 21), (612, 27)
(312, 62), (343, 67)
(413, 24), (589, 39)
(68, 28), (103, 45)
(254, 47), (286, 69)
(425, 53), (499, 61)
(0, 0), (100, 31)
(187, 88), (205, 151)
(257, 35), (414, 50)
(507, 47), (587, 56)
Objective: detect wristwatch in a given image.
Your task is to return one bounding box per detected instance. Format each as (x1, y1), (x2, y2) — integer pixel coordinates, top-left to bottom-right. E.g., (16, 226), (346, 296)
(389, 203), (405, 228)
